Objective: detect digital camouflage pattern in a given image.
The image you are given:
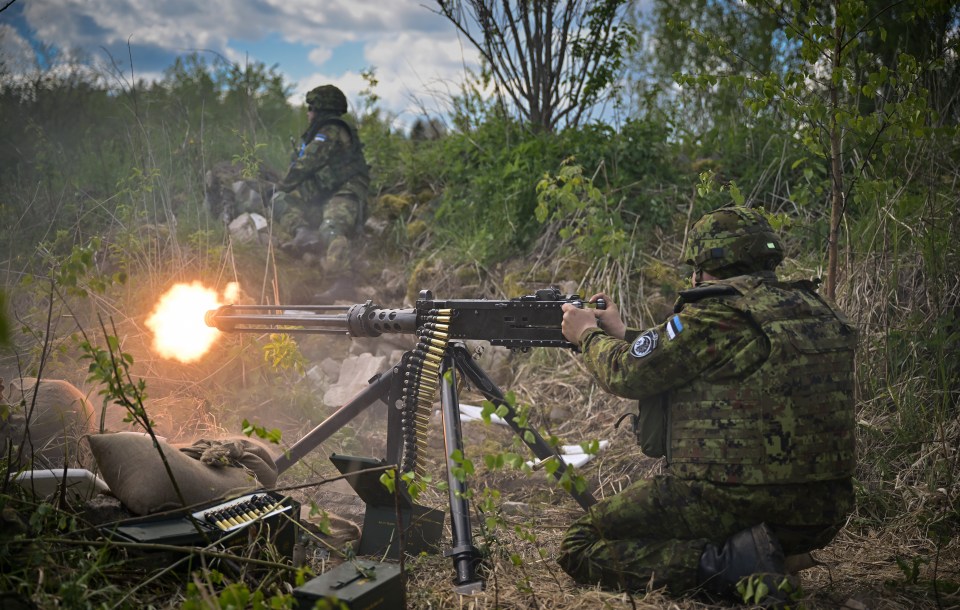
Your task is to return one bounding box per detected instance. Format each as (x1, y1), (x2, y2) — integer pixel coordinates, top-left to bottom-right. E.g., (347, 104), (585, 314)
(558, 475), (854, 593)
(279, 114), (369, 238)
(668, 276), (856, 485)
(578, 274), (856, 485)
(562, 271), (857, 593)
(305, 85), (348, 114)
(683, 207), (783, 277)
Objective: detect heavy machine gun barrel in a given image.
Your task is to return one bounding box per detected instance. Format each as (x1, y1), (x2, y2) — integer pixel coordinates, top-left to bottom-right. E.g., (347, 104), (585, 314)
(204, 287), (604, 349)
(204, 303), (417, 337)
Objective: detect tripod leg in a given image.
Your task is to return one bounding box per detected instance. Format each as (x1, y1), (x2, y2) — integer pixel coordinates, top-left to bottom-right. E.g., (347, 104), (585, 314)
(275, 368), (396, 474)
(438, 354), (484, 594)
(449, 344), (597, 510)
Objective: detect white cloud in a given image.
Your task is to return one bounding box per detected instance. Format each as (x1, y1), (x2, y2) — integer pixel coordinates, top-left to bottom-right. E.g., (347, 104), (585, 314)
(361, 32), (483, 125)
(12, 0), (484, 129)
(307, 48), (334, 67)
(0, 25), (35, 73)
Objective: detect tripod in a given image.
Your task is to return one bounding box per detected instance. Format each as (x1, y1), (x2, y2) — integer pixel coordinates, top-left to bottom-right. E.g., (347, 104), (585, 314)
(274, 341), (597, 593)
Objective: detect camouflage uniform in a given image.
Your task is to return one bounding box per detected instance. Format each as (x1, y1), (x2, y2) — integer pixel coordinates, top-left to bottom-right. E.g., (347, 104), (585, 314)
(559, 208), (857, 595)
(276, 85), (370, 271)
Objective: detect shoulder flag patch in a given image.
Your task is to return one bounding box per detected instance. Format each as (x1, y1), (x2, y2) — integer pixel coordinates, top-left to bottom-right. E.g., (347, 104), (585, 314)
(630, 329), (659, 359)
(666, 315), (684, 340)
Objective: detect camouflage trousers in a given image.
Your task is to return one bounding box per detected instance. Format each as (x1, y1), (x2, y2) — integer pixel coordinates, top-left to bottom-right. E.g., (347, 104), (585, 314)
(272, 190), (363, 240)
(558, 475), (854, 594)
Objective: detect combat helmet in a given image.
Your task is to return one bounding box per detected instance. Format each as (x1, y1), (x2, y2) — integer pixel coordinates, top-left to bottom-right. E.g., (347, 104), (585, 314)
(306, 85), (347, 115)
(684, 206), (783, 278)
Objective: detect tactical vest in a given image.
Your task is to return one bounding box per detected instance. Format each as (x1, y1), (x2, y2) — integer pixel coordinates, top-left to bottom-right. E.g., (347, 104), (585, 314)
(666, 276), (857, 485)
(300, 117), (370, 203)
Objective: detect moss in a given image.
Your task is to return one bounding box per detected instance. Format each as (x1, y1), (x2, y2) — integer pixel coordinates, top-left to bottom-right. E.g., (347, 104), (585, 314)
(406, 258), (442, 303)
(372, 193), (414, 220)
(405, 219), (428, 241)
(454, 265), (479, 285)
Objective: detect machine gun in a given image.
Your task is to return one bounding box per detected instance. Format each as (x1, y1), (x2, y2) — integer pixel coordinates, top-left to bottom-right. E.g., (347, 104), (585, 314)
(205, 287), (601, 347)
(205, 287), (603, 593)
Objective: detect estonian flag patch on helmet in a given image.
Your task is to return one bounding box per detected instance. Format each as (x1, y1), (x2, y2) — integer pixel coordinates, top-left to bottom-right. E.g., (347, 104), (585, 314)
(314, 134), (327, 142)
(630, 329), (659, 358)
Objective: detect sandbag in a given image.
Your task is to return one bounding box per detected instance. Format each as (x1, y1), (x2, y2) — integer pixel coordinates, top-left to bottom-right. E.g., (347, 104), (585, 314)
(86, 432), (278, 515)
(1, 377), (95, 469)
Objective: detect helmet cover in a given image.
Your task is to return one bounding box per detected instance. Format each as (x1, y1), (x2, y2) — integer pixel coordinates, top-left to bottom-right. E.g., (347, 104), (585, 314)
(305, 85), (347, 114)
(684, 206), (783, 276)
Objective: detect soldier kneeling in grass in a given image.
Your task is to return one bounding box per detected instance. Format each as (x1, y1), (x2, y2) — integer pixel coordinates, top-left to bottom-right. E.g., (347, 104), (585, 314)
(559, 207), (857, 607)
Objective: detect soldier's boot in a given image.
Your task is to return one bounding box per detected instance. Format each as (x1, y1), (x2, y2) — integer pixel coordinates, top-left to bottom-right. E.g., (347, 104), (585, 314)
(280, 227), (321, 257)
(697, 523), (797, 608)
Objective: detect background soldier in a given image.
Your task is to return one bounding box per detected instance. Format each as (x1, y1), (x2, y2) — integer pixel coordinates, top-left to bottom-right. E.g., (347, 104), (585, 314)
(558, 207), (857, 605)
(274, 84), (370, 297)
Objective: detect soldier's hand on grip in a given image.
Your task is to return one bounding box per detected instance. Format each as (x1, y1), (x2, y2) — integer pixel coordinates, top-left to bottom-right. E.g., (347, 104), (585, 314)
(589, 293), (627, 340)
(561, 303), (599, 345)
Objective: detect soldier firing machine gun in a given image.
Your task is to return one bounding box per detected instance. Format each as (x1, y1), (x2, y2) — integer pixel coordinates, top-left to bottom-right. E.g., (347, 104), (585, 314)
(205, 287), (603, 593)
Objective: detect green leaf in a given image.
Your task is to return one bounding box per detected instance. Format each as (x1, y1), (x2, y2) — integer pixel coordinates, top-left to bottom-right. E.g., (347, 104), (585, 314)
(379, 470), (397, 493)
(729, 182), (745, 206)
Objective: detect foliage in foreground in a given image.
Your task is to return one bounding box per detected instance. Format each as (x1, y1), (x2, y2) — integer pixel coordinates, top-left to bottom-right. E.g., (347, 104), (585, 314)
(2, 3), (959, 604)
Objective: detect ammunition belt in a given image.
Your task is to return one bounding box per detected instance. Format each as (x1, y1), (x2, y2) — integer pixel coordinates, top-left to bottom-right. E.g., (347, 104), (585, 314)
(399, 309), (451, 475)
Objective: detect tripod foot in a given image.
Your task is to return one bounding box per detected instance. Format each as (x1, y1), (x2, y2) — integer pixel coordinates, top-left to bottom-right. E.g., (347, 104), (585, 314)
(453, 580), (485, 595)
(445, 543), (484, 594)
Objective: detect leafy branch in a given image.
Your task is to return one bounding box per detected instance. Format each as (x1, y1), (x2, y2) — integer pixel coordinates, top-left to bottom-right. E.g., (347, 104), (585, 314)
(78, 316), (187, 508)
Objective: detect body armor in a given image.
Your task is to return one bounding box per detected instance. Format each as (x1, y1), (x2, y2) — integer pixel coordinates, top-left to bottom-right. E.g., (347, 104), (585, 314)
(666, 275), (856, 485)
(295, 117), (370, 206)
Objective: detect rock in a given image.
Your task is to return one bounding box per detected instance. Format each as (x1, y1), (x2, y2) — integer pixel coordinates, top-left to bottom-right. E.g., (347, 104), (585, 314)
(228, 212), (269, 244)
(323, 353), (387, 406)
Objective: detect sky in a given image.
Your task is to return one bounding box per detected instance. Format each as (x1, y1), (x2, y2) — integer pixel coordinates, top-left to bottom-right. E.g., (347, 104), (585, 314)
(0, 0), (484, 131)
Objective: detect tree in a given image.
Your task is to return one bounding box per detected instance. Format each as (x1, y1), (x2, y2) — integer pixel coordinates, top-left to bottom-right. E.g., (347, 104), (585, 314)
(434, 0), (636, 132)
(647, 0), (956, 299)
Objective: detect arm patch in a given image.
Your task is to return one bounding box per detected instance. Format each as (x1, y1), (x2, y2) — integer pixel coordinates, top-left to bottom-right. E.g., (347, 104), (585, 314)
(630, 329), (659, 358)
(667, 315), (684, 340)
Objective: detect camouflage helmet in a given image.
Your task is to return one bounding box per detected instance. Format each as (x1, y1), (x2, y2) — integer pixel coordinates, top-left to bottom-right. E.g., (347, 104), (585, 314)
(684, 206), (783, 277)
(305, 85), (347, 114)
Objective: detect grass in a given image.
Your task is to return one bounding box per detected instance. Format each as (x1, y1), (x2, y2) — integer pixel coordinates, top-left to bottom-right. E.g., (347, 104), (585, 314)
(3, 226), (958, 608)
(2, 56), (958, 610)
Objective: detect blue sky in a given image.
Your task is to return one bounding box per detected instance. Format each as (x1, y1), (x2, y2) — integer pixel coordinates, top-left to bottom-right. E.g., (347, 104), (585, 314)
(0, 0), (483, 129)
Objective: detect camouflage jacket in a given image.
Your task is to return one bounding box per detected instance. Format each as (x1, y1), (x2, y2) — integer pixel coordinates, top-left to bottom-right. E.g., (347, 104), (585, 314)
(280, 115), (370, 205)
(580, 274), (856, 485)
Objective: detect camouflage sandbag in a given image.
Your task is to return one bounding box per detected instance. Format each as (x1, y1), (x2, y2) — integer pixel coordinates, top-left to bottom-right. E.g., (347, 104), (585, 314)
(0, 377), (96, 469)
(86, 432), (278, 515)
(177, 436), (278, 488)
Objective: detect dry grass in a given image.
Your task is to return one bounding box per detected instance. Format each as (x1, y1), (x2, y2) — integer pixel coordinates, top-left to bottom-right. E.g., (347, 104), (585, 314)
(3, 211), (958, 609)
